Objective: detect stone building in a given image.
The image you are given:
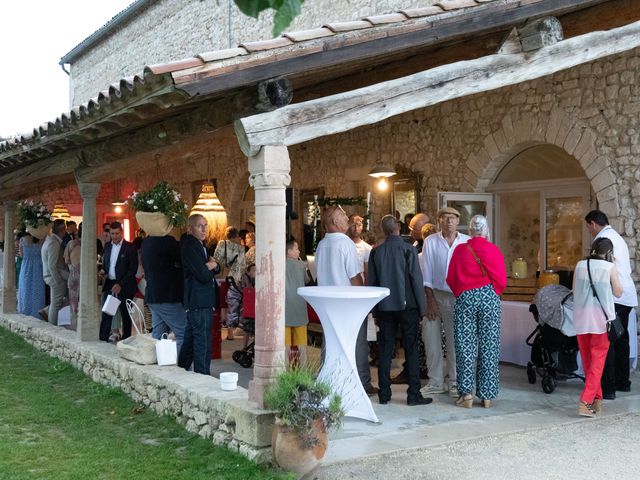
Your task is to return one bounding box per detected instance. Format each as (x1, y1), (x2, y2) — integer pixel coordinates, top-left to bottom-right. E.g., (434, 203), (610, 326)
(2, 0), (640, 461)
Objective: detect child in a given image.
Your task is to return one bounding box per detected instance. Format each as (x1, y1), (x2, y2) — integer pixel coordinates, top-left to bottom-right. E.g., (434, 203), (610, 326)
(285, 238), (309, 365)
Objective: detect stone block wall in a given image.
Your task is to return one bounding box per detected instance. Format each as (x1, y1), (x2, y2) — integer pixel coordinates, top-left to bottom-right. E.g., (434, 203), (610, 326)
(0, 313), (274, 464)
(68, 0), (437, 106)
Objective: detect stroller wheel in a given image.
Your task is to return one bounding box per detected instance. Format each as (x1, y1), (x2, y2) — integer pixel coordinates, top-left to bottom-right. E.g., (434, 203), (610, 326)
(526, 363), (536, 384)
(541, 375), (557, 394)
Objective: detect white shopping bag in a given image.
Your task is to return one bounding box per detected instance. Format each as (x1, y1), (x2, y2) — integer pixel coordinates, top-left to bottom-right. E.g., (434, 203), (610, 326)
(101, 294), (121, 316)
(155, 333), (177, 366)
(58, 305), (71, 326)
(366, 313), (378, 342)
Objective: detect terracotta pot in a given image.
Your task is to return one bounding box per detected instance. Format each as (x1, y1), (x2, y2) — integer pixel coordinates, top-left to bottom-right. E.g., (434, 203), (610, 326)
(135, 211), (172, 237)
(272, 417), (328, 478)
(26, 221), (51, 240)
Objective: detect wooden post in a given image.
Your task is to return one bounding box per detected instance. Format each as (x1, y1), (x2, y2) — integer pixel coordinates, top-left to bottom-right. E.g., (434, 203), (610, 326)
(248, 145), (290, 408)
(1, 201), (17, 314)
(75, 179), (101, 341)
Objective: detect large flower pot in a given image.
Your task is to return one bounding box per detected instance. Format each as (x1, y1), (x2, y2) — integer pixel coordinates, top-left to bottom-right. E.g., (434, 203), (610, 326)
(272, 417), (328, 478)
(135, 211), (172, 237)
(26, 221), (51, 240)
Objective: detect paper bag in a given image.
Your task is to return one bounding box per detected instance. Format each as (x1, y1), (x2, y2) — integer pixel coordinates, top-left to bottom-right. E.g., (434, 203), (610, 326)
(155, 333), (177, 366)
(101, 294), (121, 316)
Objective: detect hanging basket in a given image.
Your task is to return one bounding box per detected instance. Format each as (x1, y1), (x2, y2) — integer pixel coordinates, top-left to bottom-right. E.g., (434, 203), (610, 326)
(136, 211), (172, 237)
(26, 221), (51, 240)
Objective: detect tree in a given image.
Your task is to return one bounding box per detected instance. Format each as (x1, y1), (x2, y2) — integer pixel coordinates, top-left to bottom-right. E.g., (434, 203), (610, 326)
(234, 0), (304, 37)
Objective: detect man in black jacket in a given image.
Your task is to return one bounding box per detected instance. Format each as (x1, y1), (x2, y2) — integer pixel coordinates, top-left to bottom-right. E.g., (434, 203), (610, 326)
(368, 215), (432, 406)
(178, 214), (219, 375)
(141, 235), (186, 355)
(99, 222), (138, 342)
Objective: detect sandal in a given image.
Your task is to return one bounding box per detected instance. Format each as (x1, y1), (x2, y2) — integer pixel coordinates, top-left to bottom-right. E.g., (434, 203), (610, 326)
(578, 401), (596, 418)
(455, 394), (473, 408)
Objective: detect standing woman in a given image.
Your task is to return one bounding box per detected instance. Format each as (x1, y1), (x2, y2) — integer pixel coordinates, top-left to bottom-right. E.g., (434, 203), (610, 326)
(446, 215), (507, 408)
(64, 223), (82, 330)
(17, 233), (46, 318)
(572, 237), (623, 417)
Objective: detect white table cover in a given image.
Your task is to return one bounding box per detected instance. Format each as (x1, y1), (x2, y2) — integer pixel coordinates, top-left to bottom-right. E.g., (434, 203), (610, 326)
(298, 286), (389, 423)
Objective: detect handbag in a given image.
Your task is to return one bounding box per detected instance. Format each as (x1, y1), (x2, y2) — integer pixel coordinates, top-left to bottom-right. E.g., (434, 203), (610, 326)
(101, 293), (121, 316)
(116, 299), (157, 365)
(586, 259), (624, 342)
(466, 243), (493, 288)
(155, 333), (178, 366)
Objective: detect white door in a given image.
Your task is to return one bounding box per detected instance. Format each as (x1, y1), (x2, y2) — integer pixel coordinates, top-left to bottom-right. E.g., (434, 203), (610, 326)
(437, 192), (494, 237)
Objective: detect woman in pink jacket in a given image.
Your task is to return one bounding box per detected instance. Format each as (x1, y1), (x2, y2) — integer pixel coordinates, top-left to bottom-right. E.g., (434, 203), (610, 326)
(446, 215), (507, 409)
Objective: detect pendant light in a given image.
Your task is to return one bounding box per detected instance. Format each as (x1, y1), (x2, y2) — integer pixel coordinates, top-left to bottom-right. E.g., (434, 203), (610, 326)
(51, 202), (71, 221)
(191, 181), (228, 245)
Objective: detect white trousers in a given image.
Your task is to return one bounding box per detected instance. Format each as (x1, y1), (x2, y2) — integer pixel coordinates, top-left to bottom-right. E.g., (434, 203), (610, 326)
(422, 289), (457, 387)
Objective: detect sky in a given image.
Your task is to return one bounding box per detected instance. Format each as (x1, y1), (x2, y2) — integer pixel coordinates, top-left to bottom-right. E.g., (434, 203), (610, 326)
(0, 0), (134, 138)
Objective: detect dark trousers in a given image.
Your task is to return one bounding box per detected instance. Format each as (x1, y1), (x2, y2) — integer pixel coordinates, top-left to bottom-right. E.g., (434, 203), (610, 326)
(99, 286), (132, 342)
(378, 308), (421, 402)
(178, 308), (213, 375)
(601, 303), (633, 393)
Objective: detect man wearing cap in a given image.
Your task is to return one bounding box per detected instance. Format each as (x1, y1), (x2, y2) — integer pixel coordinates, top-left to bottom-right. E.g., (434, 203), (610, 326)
(421, 207), (469, 397)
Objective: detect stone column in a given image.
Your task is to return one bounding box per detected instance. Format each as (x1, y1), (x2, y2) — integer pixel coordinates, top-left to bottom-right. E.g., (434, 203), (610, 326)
(1, 201), (17, 314)
(248, 145), (290, 407)
(76, 179), (101, 341)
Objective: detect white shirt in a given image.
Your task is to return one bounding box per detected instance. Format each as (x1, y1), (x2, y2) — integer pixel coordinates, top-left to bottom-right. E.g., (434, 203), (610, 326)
(108, 241), (123, 280)
(422, 231), (469, 292)
(315, 232), (363, 286)
(354, 239), (372, 280)
(595, 226), (637, 307)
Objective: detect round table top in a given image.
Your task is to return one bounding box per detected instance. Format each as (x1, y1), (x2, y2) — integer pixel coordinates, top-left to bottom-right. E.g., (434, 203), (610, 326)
(298, 286), (390, 299)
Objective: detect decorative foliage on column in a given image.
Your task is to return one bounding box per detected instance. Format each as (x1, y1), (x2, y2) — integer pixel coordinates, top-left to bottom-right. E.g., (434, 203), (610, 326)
(75, 179), (101, 341)
(248, 145), (291, 408)
(2, 201), (17, 314)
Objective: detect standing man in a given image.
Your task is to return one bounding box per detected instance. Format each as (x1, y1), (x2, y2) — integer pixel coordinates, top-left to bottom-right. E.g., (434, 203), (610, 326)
(141, 234), (187, 356)
(392, 211), (431, 384)
(61, 221), (77, 250)
(421, 207), (469, 397)
(179, 214), (219, 375)
(368, 215), (432, 406)
(347, 214), (372, 282)
(316, 205), (378, 396)
(585, 210), (637, 399)
(41, 219), (69, 326)
(99, 222), (138, 342)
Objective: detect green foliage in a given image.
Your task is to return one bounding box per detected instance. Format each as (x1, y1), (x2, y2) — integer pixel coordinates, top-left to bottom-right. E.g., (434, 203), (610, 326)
(264, 363), (343, 448)
(317, 196), (367, 207)
(234, 0), (305, 37)
(16, 200), (52, 229)
(0, 328), (289, 480)
(128, 181), (189, 228)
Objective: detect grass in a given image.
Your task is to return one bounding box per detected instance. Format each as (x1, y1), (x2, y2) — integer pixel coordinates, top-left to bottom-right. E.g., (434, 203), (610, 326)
(0, 327), (292, 480)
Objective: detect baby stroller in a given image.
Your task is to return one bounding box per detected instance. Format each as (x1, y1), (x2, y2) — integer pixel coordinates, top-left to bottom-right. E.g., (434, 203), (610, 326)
(526, 284), (583, 393)
(229, 277), (256, 368)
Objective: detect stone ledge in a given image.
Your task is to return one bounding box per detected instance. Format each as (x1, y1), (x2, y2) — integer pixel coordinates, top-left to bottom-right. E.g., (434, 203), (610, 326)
(0, 312), (275, 463)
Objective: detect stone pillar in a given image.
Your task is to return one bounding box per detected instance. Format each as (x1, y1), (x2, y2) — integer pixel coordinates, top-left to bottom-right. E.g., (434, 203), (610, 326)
(76, 180), (101, 341)
(1, 201), (17, 314)
(248, 145), (290, 407)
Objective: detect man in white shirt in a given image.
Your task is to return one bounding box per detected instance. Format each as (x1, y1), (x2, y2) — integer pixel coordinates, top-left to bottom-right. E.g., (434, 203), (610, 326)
(316, 205), (378, 395)
(421, 207), (469, 397)
(585, 210), (638, 399)
(347, 214), (372, 282)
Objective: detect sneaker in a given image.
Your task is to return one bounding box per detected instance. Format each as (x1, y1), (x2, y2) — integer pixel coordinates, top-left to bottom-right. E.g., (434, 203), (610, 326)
(448, 384), (459, 398)
(420, 383), (447, 395)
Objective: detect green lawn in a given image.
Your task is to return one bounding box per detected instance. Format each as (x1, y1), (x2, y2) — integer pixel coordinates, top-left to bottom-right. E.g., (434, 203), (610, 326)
(0, 327), (291, 480)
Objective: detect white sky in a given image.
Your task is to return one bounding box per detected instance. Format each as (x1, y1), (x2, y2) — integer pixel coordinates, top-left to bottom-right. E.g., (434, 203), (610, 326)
(0, 0), (134, 138)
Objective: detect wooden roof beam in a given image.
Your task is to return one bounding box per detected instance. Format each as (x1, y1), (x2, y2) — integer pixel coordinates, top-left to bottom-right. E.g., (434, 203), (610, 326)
(235, 19), (640, 157)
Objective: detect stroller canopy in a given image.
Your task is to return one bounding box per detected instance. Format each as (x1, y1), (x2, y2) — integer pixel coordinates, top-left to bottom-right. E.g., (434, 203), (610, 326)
(533, 284), (574, 332)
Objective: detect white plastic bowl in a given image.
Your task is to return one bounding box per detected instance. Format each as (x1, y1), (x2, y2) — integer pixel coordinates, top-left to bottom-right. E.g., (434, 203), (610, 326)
(220, 371), (238, 391)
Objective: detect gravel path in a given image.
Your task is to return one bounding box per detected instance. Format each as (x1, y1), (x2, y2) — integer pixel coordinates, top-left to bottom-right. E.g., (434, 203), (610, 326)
(312, 412), (640, 479)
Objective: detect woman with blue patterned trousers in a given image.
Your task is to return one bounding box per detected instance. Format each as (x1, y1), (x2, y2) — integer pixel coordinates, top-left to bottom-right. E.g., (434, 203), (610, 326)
(446, 215), (507, 409)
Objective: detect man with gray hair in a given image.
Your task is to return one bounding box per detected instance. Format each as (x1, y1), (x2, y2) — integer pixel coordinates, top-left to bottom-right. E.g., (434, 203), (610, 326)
(368, 215), (431, 406)
(421, 207), (469, 397)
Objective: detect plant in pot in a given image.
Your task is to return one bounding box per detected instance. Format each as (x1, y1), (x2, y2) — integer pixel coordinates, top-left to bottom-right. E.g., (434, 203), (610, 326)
(129, 181), (188, 236)
(264, 363), (343, 477)
(17, 200), (52, 240)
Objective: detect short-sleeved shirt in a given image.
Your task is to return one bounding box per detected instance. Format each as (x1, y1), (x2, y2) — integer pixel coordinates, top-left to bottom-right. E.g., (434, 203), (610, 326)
(315, 232), (363, 286)
(422, 231), (469, 292)
(285, 258), (309, 327)
(354, 239), (372, 281)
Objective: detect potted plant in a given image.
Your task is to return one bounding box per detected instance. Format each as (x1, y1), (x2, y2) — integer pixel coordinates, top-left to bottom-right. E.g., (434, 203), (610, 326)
(17, 200), (52, 240)
(264, 363), (343, 477)
(129, 181), (188, 236)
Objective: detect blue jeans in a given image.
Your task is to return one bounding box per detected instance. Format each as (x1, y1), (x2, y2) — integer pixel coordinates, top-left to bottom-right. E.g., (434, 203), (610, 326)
(178, 308), (212, 375)
(148, 302), (187, 356)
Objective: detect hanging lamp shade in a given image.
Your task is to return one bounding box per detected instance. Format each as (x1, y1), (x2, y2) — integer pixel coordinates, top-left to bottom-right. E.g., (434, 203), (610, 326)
(191, 182), (228, 244)
(51, 202), (71, 221)
(368, 165), (397, 178)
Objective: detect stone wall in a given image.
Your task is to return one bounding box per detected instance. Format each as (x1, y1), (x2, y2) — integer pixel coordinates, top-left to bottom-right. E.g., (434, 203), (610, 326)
(68, 0), (437, 106)
(0, 312), (274, 464)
